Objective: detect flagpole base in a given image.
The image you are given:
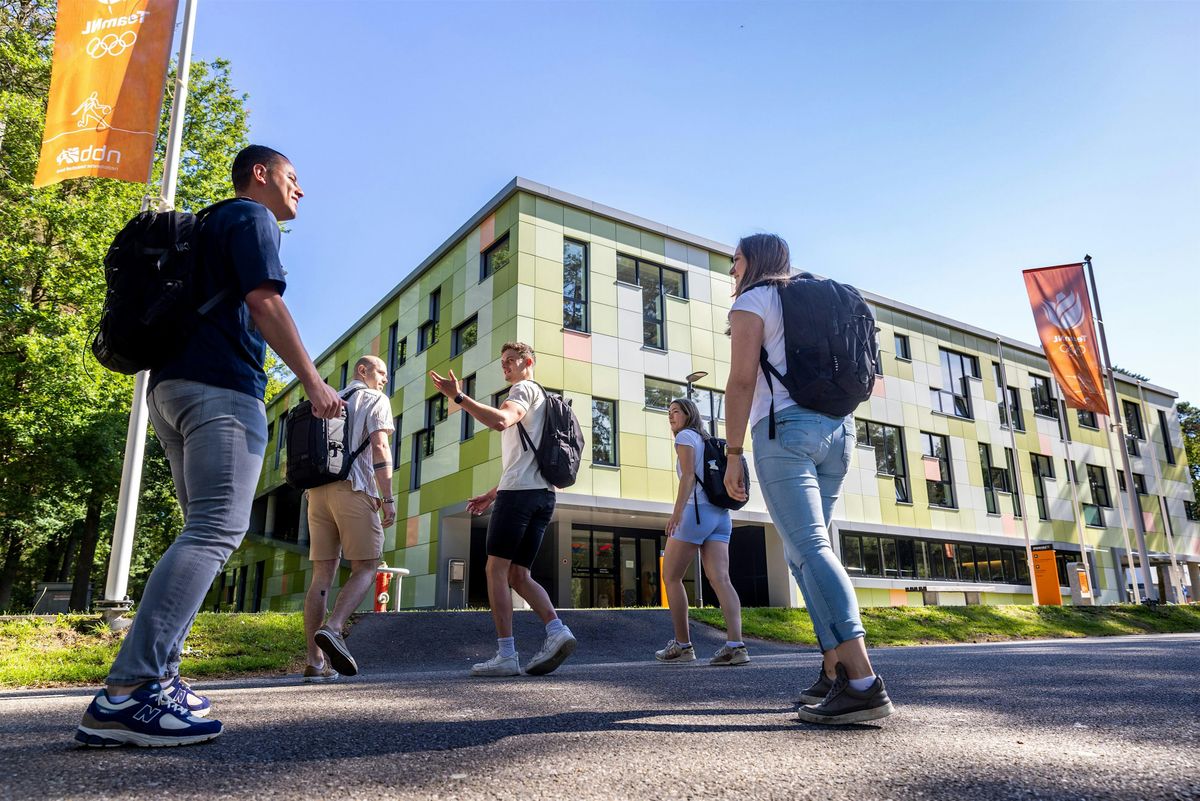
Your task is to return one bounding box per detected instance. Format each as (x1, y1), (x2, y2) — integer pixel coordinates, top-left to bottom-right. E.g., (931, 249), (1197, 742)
(95, 599), (134, 632)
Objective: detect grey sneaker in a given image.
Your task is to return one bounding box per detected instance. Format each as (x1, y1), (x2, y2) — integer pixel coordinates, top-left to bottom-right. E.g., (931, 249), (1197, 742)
(302, 663), (340, 683)
(525, 626), (577, 676)
(655, 639), (696, 663)
(797, 668), (835, 705)
(470, 652), (521, 677)
(709, 644), (750, 666)
(796, 663), (895, 725)
(314, 625), (358, 677)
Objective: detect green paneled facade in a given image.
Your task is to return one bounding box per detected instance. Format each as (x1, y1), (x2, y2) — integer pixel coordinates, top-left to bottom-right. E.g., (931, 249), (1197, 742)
(207, 179), (1200, 614)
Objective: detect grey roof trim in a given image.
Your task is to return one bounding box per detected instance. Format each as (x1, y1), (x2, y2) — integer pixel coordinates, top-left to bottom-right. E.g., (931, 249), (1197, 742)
(274, 177), (1178, 403)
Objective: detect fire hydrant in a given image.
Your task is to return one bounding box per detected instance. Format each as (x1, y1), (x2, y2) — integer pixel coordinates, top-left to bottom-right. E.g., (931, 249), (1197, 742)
(374, 563), (394, 612)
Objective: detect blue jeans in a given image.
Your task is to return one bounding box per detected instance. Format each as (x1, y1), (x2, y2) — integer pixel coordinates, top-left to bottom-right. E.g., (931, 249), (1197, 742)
(106, 380), (267, 685)
(752, 406), (865, 653)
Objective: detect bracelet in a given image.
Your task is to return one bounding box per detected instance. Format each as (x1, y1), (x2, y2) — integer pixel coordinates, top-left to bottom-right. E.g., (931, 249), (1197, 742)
(382, 498), (395, 505)
(726, 446), (744, 455)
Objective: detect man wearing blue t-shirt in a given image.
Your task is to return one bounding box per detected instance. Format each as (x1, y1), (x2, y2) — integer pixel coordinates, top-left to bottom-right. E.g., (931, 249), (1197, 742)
(76, 145), (343, 748)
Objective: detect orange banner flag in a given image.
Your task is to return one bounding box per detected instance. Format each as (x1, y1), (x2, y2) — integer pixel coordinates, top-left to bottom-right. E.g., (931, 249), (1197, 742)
(33, 0), (179, 188)
(1022, 263), (1109, 415)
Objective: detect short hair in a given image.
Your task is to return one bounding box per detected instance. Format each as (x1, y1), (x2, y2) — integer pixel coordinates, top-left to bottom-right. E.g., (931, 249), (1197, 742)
(231, 145), (289, 191)
(499, 341), (534, 361)
(355, 355), (383, 376)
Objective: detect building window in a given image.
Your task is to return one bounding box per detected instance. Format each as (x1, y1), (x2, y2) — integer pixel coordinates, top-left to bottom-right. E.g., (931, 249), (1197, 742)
(894, 334), (911, 361)
(481, 233), (511, 280)
(338, 361), (348, 390)
(392, 415), (402, 466)
(921, 432), (955, 508)
(840, 533), (1030, 584)
(689, 386), (726, 436)
(460, 375), (476, 440)
(1031, 453), (1054, 521)
(1086, 464), (1112, 508)
(386, 323), (399, 397)
(1185, 501), (1199, 522)
(1077, 409), (1098, 428)
(644, 376), (685, 411)
(411, 430), (429, 490)
(1118, 471), (1148, 495)
(1157, 409), (1177, 465)
(493, 387), (510, 409)
(427, 394), (448, 430)
(931, 348), (978, 419)
(617, 254), (686, 350)
(1030, 374), (1057, 418)
(418, 289), (440, 353)
(452, 316), (478, 357)
(994, 365), (1025, 431)
(1122, 399), (1145, 440)
(274, 412), (287, 469)
(1058, 401), (1073, 441)
(1005, 447), (1022, 518)
(1082, 502), (1104, 527)
(592, 398), (618, 466)
(980, 443), (1002, 515)
(266, 420), (275, 455)
(856, 419), (910, 503)
(564, 239), (589, 332)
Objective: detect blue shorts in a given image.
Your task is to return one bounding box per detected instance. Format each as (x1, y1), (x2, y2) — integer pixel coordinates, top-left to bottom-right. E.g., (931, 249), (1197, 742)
(673, 501), (732, 545)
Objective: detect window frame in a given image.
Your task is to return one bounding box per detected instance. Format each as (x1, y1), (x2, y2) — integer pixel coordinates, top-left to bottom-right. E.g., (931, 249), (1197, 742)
(1157, 409), (1177, 465)
(931, 347), (979, 420)
(451, 315), (478, 357)
(386, 322), (399, 397)
(894, 333), (911, 361)
(616, 254), (687, 350)
(591, 397), (618, 466)
(480, 233), (511, 281)
(856, 419), (910, 503)
(418, 288), (441, 353)
(1029, 374), (1058, 418)
(563, 238), (589, 333)
(644, 376), (685, 411)
(921, 431), (956, 508)
(460, 375), (476, 441)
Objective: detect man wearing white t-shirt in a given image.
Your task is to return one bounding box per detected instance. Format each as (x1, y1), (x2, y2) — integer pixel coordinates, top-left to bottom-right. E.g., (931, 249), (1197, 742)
(304, 355), (396, 681)
(431, 342), (577, 677)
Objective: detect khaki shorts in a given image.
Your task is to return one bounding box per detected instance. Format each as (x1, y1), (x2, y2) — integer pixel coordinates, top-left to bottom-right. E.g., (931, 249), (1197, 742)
(306, 481), (384, 562)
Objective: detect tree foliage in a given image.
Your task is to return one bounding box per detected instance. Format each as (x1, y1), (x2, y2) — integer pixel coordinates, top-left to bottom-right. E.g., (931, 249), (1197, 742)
(0, 1), (252, 609)
(1177, 402), (1200, 504)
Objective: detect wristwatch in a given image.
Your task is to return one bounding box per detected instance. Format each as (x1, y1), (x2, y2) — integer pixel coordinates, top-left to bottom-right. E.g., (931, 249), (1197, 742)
(454, 392), (465, 404)
(726, 446), (744, 455)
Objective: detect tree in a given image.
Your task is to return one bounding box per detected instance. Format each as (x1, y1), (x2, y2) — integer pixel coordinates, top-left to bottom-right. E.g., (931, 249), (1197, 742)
(0, 1), (251, 609)
(1177, 402), (1200, 508)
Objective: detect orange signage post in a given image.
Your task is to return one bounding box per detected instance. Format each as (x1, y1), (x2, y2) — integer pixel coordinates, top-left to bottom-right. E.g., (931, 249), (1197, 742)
(1022, 263), (1108, 415)
(1030, 544), (1062, 606)
(34, 0), (179, 188)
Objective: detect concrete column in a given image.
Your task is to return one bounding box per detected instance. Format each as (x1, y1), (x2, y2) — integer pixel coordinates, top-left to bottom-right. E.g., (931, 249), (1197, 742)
(264, 493), (278, 539)
(1156, 564), (1175, 603)
(1187, 563), (1200, 604)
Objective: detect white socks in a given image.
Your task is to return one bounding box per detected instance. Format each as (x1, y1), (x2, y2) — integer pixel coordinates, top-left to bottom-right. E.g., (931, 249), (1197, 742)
(725, 641), (744, 648)
(545, 618), (565, 636)
(848, 675), (877, 692)
(497, 636), (516, 658)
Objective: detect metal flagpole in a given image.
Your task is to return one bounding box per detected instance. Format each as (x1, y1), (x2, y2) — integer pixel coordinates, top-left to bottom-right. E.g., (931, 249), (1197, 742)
(1136, 380), (1185, 603)
(995, 338), (1041, 604)
(1084, 256), (1157, 601)
(1050, 378), (1098, 602)
(98, 0), (200, 627)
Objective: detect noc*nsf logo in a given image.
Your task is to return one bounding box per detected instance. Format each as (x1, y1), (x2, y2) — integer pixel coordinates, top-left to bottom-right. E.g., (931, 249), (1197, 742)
(1042, 291), (1085, 331)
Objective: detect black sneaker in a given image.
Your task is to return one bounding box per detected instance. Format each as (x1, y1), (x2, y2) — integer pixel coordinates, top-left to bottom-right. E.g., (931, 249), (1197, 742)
(796, 663), (894, 725)
(314, 625), (358, 677)
(796, 668), (834, 705)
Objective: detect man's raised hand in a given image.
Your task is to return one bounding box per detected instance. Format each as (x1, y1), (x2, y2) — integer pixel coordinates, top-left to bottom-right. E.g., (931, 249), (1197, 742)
(429, 368), (460, 399)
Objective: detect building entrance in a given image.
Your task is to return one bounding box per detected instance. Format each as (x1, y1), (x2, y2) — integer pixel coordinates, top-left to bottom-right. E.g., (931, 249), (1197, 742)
(570, 525), (676, 608)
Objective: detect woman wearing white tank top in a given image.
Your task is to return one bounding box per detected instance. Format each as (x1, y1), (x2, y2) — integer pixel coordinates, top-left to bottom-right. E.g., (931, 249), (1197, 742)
(722, 233), (894, 725)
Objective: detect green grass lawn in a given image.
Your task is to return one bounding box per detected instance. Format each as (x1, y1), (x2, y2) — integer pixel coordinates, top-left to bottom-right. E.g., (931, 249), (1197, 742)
(689, 603), (1200, 646)
(0, 613), (306, 688)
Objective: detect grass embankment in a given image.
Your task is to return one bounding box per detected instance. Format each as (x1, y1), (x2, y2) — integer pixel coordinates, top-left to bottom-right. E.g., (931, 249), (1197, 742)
(689, 603), (1200, 646)
(0, 613), (305, 688)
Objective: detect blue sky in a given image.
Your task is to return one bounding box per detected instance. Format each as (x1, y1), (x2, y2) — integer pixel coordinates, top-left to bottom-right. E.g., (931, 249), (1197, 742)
(191, 0), (1199, 403)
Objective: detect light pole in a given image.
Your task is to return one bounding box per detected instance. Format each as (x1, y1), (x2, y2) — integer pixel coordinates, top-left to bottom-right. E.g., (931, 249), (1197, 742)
(683, 370), (708, 606)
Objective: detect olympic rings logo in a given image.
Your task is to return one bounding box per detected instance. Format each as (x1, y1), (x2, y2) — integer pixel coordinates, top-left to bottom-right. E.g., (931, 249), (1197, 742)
(86, 31), (137, 58)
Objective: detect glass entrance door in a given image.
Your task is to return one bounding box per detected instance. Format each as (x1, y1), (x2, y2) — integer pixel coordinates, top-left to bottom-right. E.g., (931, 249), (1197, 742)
(571, 526), (663, 607)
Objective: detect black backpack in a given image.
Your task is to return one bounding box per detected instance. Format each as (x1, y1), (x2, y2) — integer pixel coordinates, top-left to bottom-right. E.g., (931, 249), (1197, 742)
(691, 434), (750, 521)
(91, 199), (237, 375)
(747, 273), (877, 438)
(285, 387), (370, 490)
(516, 382), (584, 489)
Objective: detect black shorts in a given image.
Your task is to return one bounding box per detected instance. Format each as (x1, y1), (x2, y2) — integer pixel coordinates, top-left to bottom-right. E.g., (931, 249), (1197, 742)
(486, 489), (555, 568)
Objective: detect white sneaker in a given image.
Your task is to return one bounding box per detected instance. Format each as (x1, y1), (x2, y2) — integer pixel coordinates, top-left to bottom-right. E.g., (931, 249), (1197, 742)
(525, 626), (577, 676)
(470, 652), (521, 677)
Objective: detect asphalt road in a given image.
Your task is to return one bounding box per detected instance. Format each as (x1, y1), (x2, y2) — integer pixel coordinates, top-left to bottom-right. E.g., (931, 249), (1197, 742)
(1, 610), (1197, 801)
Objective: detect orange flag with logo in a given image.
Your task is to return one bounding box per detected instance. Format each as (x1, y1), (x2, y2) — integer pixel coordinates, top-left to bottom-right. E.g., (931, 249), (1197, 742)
(1022, 263), (1108, 415)
(34, 0), (179, 188)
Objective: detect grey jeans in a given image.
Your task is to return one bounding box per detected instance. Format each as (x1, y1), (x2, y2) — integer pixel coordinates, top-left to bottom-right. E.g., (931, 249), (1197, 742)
(106, 379), (267, 686)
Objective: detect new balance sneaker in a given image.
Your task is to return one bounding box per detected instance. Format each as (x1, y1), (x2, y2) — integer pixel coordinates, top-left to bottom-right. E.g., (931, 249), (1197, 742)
(314, 625), (358, 677)
(470, 652), (521, 677)
(75, 682), (223, 747)
(165, 676), (211, 718)
(796, 668), (835, 705)
(796, 663), (895, 725)
(709, 644), (750, 666)
(302, 663), (340, 683)
(655, 639), (696, 663)
(525, 626), (577, 676)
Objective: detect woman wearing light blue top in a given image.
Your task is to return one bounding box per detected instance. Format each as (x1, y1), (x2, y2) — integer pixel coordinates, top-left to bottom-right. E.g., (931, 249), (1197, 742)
(655, 398), (748, 666)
